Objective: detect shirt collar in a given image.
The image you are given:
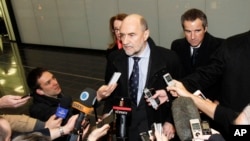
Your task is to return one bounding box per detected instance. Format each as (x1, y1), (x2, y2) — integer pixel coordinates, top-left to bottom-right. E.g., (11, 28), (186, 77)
(130, 42), (150, 59)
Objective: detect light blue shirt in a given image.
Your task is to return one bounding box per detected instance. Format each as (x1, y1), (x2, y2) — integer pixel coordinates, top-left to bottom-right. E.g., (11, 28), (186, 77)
(129, 43), (150, 105)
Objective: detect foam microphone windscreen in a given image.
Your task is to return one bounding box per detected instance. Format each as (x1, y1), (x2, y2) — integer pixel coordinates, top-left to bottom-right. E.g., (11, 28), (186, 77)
(79, 87), (97, 107)
(171, 97), (201, 141)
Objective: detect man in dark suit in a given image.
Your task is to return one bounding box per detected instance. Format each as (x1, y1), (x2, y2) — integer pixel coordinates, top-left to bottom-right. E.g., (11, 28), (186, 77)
(103, 14), (183, 141)
(181, 30), (250, 140)
(171, 8), (224, 100)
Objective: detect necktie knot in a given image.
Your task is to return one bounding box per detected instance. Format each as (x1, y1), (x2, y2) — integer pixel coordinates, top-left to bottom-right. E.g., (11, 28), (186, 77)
(133, 57), (140, 63)
(192, 48), (198, 56)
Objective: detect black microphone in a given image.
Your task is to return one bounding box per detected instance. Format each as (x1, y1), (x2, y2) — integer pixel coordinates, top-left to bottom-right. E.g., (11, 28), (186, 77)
(79, 88), (97, 108)
(69, 88), (96, 141)
(171, 97), (201, 141)
(113, 98), (132, 140)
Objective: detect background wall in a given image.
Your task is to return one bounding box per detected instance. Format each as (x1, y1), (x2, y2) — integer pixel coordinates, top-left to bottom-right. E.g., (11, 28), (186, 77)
(9, 0), (250, 50)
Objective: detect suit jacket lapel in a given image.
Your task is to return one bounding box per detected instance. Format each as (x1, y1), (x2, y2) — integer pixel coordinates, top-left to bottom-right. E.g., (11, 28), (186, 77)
(115, 52), (129, 97)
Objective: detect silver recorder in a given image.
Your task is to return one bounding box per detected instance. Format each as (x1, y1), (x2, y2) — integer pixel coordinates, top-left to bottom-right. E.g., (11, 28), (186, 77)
(143, 88), (160, 110)
(163, 73), (175, 86)
(190, 119), (203, 139)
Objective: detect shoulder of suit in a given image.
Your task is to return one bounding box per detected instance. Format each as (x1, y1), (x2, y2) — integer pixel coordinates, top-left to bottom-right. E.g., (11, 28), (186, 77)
(172, 38), (186, 44)
(171, 38), (188, 48)
(205, 32), (224, 41)
(152, 45), (179, 58)
(107, 49), (125, 59)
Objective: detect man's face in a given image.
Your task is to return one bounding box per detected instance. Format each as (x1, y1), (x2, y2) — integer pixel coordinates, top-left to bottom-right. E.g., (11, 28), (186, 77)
(119, 17), (149, 56)
(37, 71), (61, 97)
(183, 18), (207, 47)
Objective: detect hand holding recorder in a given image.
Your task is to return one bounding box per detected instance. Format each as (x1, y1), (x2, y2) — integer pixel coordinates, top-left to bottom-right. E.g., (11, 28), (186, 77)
(166, 80), (207, 100)
(153, 123), (170, 141)
(145, 89), (169, 109)
(144, 88), (160, 110)
(96, 84), (117, 101)
(0, 94), (30, 109)
(96, 72), (121, 101)
(166, 80), (192, 98)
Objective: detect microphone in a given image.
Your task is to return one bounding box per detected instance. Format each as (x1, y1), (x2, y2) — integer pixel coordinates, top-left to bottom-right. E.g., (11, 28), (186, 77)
(72, 101), (93, 114)
(55, 95), (72, 119)
(171, 97), (201, 141)
(71, 101), (93, 133)
(113, 98), (132, 140)
(79, 87), (97, 108)
(69, 88), (96, 141)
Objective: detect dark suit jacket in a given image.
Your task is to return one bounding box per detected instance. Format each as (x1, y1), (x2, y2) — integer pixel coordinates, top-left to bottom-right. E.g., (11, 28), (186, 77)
(171, 32), (224, 100)
(182, 30), (250, 139)
(104, 37), (183, 140)
(171, 32), (224, 75)
(106, 44), (120, 59)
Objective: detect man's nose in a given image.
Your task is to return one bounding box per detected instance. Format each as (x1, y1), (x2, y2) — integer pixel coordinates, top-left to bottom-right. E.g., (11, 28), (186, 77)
(122, 35), (128, 45)
(191, 32), (196, 39)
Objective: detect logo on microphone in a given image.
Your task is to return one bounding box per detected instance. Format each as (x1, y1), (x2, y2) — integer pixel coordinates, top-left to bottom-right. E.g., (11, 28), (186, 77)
(80, 91), (89, 101)
(56, 106), (69, 119)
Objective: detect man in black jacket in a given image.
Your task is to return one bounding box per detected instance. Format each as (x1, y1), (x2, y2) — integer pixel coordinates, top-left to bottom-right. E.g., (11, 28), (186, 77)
(171, 8), (224, 100)
(27, 67), (116, 141)
(27, 67), (73, 124)
(103, 14), (183, 141)
(181, 30), (250, 140)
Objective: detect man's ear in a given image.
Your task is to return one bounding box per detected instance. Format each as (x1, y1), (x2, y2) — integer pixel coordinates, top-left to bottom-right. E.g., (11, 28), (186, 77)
(144, 29), (150, 41)
(204, 26), (208, 32)
(36, 89), (45, 95)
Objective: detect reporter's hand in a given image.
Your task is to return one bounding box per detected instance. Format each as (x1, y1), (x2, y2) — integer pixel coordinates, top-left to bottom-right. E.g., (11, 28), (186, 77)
(49, 114), (78, 140)
(162, 122), (175, 140)
(81, 120), (91, 140)
(45, 114), (62, 129)
(146, 89), (169, 108)
(62, 114), (79, 134)
(0, 95), (30, 108)
(96, 84), (117, 101)
(166, 80), (192, 97)
(87, 124), (110, 141)
(195, 128), (220, 140)
(151, 122), (170, 141)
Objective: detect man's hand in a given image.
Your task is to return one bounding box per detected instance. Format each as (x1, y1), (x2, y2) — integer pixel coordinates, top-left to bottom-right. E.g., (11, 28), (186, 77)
(0, 95), (30, 108)
(62, 114), (79, 135)
(45, 114), (62, 129)
(87, 124), (110, 141)
(49, 114), (79, 140)
(166, 80), (191, 97)
(154, 128), (169, 141)
(195, 128), (220, 140)
(162, 122), (175, 140)
(80, 119), (91, 140)
(96, 84), (117, 101)
(146, 89), (169, 108)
